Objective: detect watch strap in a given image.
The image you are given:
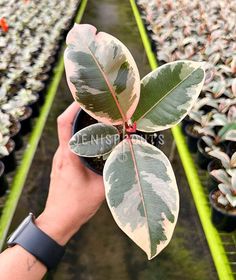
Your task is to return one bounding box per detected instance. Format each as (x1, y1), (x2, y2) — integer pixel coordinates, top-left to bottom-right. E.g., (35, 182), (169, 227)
(8, 219), (65, 270)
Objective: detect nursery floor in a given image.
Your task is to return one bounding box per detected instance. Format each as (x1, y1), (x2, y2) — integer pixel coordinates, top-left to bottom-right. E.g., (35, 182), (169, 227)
(9, 0), (217, 279)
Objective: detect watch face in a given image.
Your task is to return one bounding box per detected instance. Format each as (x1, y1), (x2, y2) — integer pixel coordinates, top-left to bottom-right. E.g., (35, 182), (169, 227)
(7, 213), (33, 245)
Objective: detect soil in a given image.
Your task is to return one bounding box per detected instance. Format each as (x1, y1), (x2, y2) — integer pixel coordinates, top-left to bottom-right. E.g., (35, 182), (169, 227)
(185, 124), (201, 138)
(47, 56), (55, 65)
(211, 189), (236, 214)
(9, 118), (21, 137)
(42, 65), (52, 74)
(36, 74), (49, 82)
(6, 139), (15, 154)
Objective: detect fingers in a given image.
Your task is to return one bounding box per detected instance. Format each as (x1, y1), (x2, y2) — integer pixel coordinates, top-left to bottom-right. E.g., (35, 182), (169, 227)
(57, 102), (80, 146)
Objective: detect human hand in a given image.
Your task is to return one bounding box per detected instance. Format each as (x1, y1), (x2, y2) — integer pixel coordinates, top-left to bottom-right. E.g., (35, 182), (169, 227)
(36, 102), (105, 245)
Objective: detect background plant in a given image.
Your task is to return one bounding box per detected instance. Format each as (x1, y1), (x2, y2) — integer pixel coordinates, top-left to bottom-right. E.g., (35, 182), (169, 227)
(0, 132), (9, 157)
(137, 0), (236, 160)
(211, 168), (236, 207)
(0, 0), (82, 158)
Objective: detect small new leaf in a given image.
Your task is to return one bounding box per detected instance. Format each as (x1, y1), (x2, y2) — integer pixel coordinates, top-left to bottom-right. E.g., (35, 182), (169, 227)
(69, 123), (120, 157)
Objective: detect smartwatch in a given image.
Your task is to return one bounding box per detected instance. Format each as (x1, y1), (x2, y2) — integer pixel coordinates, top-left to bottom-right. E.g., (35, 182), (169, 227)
(7, 213), (65, 270)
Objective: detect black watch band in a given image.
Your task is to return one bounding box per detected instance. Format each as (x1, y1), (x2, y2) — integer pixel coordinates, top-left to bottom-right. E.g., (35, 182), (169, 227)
(7, 213), (65, 270)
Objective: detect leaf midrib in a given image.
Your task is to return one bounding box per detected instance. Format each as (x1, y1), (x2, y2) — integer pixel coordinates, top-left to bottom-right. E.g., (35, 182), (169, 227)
(137, 66), (201, 122)
(127, 137), (152, 255)
(81, 35), (127, 123)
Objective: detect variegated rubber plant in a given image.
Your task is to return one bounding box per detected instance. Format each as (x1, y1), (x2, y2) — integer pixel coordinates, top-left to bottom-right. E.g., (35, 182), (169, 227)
(64, 24), (205, 260)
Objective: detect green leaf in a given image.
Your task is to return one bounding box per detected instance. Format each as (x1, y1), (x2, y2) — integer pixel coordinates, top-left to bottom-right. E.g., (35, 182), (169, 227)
(132, 60), (205, 132)
(104, 135), (179, 260)
(64, 24), (140, 125)
(223, 130), (236, 142)
(218, 123), (236, 141)
(69, 123), (120, 157)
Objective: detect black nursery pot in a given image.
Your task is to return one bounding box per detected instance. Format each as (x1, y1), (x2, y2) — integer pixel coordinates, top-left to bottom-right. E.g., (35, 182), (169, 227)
(0, 139), (17, 173)
(36, 85), (46, 106)
(201, 104), (214, 114)
(10, 118), (23, 150)
(72, 110), (160, 176)
(207, 160), (222, 193)
(227, 142), (236, 157)
(181, 115), (194, 135)
(19, 107), (33, 136)
(197, 138), (212, 170)
(209, 189), (236, 232)
(28, 93), (40, 118)
(184, 124), (201, 153)
(150, 37), (157, 53)
(72, 110), (102, 176)
(0, 161), (8, 197)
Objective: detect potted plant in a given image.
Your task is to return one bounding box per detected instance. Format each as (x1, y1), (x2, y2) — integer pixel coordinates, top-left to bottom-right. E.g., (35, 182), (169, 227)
(26, 79), (45, 105)
(0, 132), (16, 173)
(209, 150), (236, 171)
(208, 150), (236, 192)
(2, 100), (32, 135)
(185, 110), (213, 153)
(209, 167), (236, 232)
(0, 110), (11, 136)
(190, 95), (219, 114)
(207, 159), (222, 192)
(14, 88), (40, 118)
(9, 116), (23, 150)
(64, 24), (205, 259)
(198, 121), (236, 169)
(0, 133), (9, 159)
(183, 87), (236, 163)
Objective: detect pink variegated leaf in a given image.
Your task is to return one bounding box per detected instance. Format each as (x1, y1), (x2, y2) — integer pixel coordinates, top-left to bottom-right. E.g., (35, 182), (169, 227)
(210, 169), (231, 186)
(64, 24), (140, 125)
(208, 150), (230, 169)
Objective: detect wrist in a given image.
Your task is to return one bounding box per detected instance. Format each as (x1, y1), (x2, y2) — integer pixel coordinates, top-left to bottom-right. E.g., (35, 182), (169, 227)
(35, 213), (75, 246)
